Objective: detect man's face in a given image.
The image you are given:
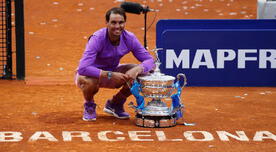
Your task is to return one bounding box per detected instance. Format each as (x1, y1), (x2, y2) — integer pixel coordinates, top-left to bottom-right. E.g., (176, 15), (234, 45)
(106, 13), (125, 38)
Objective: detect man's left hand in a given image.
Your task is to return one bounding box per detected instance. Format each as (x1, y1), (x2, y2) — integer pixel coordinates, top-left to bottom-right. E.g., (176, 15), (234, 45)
(125, 65), (143, 81)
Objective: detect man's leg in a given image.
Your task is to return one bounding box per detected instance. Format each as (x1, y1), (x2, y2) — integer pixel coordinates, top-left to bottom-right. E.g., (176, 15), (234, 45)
(104, 64), (137, 119)
(76, 74), (99, 121)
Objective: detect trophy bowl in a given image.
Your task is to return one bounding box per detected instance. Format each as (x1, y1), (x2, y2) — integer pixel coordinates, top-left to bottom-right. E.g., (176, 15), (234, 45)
(138, 73), (175, 99)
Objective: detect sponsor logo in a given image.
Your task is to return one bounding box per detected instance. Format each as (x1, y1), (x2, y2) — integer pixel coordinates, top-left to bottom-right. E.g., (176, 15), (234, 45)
(165, 49), (276, 69)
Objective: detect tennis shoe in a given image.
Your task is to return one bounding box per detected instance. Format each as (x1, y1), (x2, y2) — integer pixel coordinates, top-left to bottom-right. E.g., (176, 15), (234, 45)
(83, 102), (96, 121)
(103, 100), (130, 119)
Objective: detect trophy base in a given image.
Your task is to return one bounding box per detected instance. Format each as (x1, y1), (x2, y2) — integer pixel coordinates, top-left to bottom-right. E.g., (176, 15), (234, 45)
(135, 113), (177, 128)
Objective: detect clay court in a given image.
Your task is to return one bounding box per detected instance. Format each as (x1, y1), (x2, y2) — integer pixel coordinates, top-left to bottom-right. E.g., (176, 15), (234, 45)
(0, 0), (275, 151)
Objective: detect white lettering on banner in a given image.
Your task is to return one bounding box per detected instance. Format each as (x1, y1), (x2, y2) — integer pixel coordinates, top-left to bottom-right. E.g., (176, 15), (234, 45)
(259, 49), (276, 68)
(62, 131), (92, 141)
(238, 49), (257, 68)
(216, 131), (249, 141)
(217, 49), (236, 69)
(29, 131), (58, 142)
(0, 132), (23, 142)
(166, 49), (189, 68)
(192, 49), (215, 69)
(166, 49), (276, 69)
(98, 131), (125, 141)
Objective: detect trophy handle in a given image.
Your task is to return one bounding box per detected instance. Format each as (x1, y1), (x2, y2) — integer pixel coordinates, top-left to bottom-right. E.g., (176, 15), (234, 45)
(171, 73), (187, 120)
(176, 73), (187, 89)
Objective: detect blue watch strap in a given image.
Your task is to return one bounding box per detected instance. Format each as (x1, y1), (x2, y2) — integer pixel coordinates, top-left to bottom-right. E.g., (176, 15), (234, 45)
(107, 71), (112, 80)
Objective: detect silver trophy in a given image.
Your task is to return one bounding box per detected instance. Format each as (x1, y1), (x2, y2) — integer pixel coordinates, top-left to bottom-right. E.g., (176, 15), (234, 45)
(129, 48), (188, 128)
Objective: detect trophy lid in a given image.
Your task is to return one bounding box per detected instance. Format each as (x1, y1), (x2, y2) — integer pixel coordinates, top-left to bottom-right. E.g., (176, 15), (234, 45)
(138, 48), (175, 82)
(138, 73), (175, 81)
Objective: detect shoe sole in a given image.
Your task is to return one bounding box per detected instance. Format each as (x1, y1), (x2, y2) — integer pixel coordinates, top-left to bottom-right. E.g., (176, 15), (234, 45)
(103, 108), (130, 119)
(82, 117), (96, 121)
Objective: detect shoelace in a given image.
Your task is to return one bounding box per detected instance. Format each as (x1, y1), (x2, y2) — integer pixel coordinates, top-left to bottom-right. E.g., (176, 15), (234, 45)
(85, 104), (96, 113)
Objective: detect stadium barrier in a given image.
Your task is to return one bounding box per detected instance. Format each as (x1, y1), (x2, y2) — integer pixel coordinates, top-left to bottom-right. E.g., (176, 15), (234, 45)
(156, 19), (276, 86)
(0, 0), (25, 80)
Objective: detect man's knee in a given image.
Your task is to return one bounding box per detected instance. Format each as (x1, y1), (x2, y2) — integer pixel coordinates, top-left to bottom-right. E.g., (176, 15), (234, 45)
(77, 76), (99, 94)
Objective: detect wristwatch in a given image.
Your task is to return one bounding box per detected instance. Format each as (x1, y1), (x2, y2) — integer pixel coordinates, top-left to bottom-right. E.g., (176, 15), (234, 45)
(107, 71), (112, 80)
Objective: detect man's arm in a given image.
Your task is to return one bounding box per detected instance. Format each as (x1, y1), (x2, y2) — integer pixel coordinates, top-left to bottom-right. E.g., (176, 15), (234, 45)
(100, 70), (129, 86)
(77, 36), (102, 78)
(125, 65), (143, 80)
(130, 35), (155, 74)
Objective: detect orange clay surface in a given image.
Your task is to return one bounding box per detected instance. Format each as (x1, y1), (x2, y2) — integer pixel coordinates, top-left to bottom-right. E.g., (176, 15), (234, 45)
(1, 0), (275, 151)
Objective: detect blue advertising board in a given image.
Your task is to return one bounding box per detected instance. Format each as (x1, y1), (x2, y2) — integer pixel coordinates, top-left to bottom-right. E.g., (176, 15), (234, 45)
(156, 19), (276, 86)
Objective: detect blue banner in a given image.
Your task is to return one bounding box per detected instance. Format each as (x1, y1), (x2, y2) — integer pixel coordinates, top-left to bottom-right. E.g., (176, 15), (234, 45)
(156, 20), (276, 86)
